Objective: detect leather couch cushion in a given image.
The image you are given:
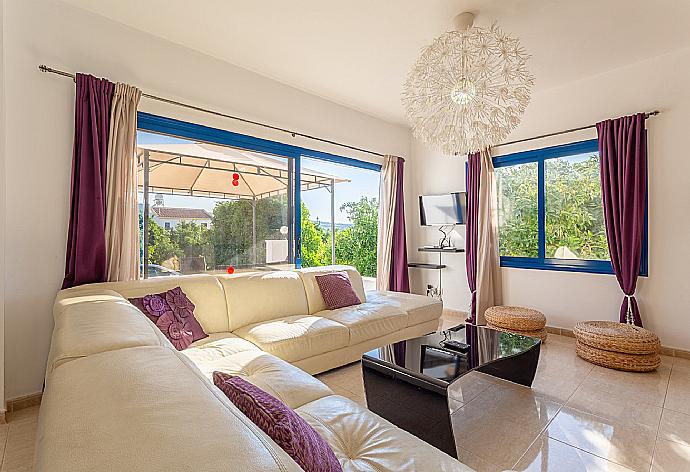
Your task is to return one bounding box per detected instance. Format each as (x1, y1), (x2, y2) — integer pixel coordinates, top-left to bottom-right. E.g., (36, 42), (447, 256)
(129, 287), (208, 350)
(192, 350), (333, 410)
(296, 396), (471, 472)
(213, 372), (343, 472)
(183, 333), (261, 365)
(48, 291), (167, 375)
(218, 271), (309, 331)
(317, 301), (408, 345)
(234, 315), (349, 362)
(367, 290), (443, 326)
(296, 266), (366, 314)
(315, 272), (362, 310)
(65, 274), (230, 333)
(37, 346), (304, 472)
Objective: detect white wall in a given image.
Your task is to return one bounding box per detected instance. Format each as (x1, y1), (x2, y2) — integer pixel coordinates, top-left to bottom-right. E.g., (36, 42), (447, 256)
(2, 0), (409, 400)
(0, 0), (7, 412)
(407, 46), (690, 351)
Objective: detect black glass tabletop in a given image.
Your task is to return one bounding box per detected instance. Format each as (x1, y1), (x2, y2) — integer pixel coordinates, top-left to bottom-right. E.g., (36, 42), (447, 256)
(362, 323), (540, 386)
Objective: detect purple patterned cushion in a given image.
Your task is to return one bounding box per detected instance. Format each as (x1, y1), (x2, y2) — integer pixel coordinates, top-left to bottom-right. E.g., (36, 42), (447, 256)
(315, 271), (361, 310)
(213, 372), (342, 472)
(129, 287), (207, 350)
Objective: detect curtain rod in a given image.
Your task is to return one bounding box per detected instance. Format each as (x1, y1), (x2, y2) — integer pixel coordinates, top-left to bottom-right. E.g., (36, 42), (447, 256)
(38, 64), (386, 158)
(497, 110), (660, 148)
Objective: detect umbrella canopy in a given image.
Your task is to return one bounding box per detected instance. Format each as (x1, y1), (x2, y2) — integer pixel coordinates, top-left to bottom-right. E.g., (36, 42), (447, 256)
(137, 142), (349, 200)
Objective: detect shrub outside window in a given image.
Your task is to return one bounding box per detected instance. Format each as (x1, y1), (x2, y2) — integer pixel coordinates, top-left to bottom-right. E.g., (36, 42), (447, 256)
(493, 139), (647, 275)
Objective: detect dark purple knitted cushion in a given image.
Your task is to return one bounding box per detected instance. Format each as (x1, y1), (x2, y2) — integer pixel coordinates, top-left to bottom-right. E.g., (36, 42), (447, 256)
(213, 372), (342, 472)
(315, 271), (361, 310)
(129, 286), (207, 350)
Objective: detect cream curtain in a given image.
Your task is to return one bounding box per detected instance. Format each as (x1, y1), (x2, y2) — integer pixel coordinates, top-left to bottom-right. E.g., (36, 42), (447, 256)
(376, 155), (398, 291)
(105, 83), (142, 281)
(475, 148), (502, 324)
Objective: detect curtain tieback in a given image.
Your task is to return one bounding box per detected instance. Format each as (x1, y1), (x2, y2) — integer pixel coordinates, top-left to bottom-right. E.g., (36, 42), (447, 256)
(624, 293), (635, 325)
(467, 290), (477, 322)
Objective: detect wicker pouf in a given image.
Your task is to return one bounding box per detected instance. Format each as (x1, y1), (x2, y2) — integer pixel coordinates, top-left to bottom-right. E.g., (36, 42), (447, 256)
(573, 321), (661, 372)
(489, 324), (548, 342)
(485, 306), (547, 342)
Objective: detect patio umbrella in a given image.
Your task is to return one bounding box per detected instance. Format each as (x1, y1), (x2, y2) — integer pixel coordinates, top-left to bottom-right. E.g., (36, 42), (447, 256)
(137, 142), (348, 199)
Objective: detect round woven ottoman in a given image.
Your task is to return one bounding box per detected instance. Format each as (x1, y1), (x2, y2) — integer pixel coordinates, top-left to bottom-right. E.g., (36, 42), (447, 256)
(488, 324), (548, 342)
(485, 306), (547, 342)
(573, 321), (661, 372)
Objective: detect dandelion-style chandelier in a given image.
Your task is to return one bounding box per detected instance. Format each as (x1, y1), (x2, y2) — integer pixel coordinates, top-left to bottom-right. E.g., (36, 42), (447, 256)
(402, 13), (534, 156)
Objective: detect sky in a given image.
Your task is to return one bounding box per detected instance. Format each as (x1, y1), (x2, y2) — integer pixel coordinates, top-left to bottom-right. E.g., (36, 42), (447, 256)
(137, 131), (379, 224)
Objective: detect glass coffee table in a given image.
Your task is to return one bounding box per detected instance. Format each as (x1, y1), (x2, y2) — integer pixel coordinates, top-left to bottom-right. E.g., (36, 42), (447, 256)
(361, 324), (541, 458)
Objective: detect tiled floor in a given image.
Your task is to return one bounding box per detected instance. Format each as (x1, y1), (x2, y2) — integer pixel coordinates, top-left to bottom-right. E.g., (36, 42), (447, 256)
(0, 406), (39, 472)
(316, 334), (690, 472)
(6, 334), (690, 472)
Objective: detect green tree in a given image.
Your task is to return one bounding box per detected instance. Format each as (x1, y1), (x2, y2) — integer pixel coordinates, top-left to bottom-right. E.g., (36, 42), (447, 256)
(497, 154), (610, 260)
(300, 203), (330, 268)
(334, 197), (378, 277)
(210, 196), (287, 268)
(147, 218), (179, 265)
(170, 221), (214, 271)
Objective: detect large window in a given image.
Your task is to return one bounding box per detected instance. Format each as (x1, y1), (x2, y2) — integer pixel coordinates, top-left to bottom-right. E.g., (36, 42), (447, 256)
(135, 112), (380, 280)
(300, 157), (380, 278)
(494, 139), (647, 274)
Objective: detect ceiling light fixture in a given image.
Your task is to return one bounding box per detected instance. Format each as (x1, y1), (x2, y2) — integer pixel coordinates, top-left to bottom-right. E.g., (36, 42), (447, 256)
(402, 12), (534, 156)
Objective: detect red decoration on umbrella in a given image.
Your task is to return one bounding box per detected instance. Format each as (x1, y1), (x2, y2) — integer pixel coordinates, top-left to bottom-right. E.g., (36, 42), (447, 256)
(232, 179), (239, 187)
(226, 266), (235, 274)
(232, 173), (240, 180)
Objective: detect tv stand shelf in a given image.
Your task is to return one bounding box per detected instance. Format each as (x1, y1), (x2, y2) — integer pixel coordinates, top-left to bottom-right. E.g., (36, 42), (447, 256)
(408, 246), (464, 300)
(418, 247), (465, 253)
(408, 262), (446, 270)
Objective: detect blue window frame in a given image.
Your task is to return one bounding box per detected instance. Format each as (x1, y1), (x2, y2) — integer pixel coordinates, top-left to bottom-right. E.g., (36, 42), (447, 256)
(137, 112), (381, 268)
(492, 139), (648, 275)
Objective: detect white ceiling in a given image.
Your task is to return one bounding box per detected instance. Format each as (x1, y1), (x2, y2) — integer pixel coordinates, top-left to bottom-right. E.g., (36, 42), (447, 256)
(63, 0), (690, 125)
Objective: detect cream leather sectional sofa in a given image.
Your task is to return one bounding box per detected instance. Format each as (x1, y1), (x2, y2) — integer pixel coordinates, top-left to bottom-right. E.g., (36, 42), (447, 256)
(37, 265), (474, 472)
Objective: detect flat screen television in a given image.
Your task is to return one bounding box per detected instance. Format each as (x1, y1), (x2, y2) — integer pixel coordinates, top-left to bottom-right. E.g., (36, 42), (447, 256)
(419, 192), (467, 226)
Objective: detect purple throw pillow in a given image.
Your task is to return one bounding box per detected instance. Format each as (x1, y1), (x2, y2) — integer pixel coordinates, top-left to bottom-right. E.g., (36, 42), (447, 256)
(129, 286), (207, 350)
(315, 271), (361, 310)
(213, 372), (342, 472)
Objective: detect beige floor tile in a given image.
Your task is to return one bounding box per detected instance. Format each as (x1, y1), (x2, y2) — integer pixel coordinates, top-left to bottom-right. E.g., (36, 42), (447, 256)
(532, 346), (594, 403)
(448, 397), (464, 415)
(651, 438), (690, 472)
(659, 409), (690, 447)
(462, 379), (563, 427)
(451, 407), (546, 470)
(664, 368), (690, 415)
(546, 406), (656, 472)
(576, 364), (670, 408)
(447, 370), (497, 404)
(567, 381), (663, 428)
(514, 435), (636, 471)
(2, 412), (38, 472)
(671, 357), (690, 372)
(451, 383), (561, 470)
(455, 446), (503, 472)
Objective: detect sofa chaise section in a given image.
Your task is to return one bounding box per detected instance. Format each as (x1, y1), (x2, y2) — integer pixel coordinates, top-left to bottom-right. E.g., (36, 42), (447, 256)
(38, 269), (474, 472)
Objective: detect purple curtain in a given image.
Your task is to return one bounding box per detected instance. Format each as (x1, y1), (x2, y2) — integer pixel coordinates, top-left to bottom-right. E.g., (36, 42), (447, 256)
(62, 74), (115, 289)
(389, 157), (410, 293)
(596, 113), (647, 326)
(465, 152), (480, 323)
(390, 158), (409, 366)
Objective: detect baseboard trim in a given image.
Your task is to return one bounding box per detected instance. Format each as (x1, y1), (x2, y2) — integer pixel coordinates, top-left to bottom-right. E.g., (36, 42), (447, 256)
(6, 392), (42, 413)
(546, 325), (690, 359)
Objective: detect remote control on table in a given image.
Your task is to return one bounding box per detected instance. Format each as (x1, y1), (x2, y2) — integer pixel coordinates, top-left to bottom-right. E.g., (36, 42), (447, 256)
(442, 340), (470, 354)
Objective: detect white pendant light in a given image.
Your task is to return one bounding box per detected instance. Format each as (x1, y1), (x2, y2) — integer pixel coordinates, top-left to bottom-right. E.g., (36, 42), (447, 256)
(402, 12), (534, 156)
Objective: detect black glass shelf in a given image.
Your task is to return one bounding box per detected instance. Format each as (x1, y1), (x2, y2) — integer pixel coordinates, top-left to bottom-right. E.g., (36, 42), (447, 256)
(418, 247), (465, 253)
(408, 262), (446, 269)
